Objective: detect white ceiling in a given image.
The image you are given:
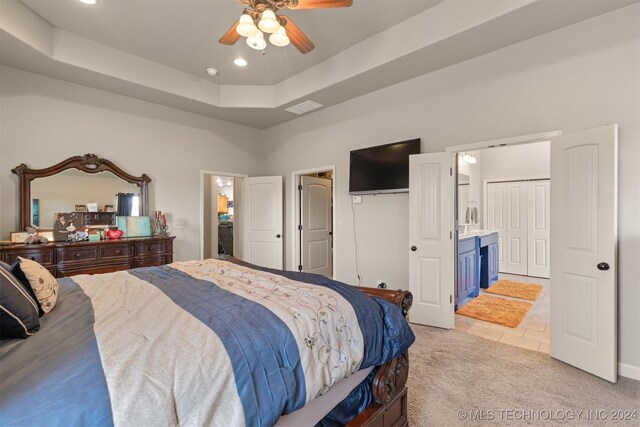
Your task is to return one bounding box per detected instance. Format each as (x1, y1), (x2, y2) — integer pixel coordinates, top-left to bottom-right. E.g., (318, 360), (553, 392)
(19, 0), (442, 85)
(1, 0), (638, 129)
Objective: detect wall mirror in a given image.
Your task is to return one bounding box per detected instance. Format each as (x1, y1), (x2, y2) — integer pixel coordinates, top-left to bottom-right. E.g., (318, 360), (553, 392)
(12, 154), (150, 231)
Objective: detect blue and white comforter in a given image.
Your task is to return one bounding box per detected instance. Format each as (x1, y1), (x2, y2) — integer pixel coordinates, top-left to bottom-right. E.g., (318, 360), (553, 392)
(0, 258), (414, 426)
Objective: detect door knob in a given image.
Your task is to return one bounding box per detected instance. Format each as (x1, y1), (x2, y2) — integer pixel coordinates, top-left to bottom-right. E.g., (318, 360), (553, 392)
(597, 262), (610, 271)
(410, 246), (417, 252)
(276, 234), (281, 238)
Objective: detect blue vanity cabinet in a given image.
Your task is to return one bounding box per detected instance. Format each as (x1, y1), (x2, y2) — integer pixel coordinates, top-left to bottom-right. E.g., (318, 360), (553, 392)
(456, 237), (480, 309)
(480, 232), (499, 288)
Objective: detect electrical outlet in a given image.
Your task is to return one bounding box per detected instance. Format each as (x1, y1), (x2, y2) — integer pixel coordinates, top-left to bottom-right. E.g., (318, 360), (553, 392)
(173, 221), (186, 229)
(352, 195), (362, 204)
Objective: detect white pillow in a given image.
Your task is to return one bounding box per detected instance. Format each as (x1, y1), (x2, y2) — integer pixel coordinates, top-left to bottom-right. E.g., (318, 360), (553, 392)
(17, 257), (58, 314)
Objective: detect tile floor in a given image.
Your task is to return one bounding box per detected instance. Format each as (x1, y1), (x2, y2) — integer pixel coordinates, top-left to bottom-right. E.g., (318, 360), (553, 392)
(455, 273), (550, 353)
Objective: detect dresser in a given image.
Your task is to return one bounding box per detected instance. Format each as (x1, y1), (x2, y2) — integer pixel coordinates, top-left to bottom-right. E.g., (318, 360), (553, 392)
(0, 236), (175, 278)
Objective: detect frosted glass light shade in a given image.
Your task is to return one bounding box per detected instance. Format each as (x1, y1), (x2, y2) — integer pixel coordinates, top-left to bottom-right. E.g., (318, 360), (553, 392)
(258, 9), (280, 33)
(269, 26), (290, 47)
(236, 14), (258, 37)
(247, 30), (267, 50)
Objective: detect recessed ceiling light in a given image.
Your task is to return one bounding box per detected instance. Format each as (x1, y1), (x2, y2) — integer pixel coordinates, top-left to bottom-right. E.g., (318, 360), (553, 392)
(233, 58), (248, 67)
(79, 0), (98, 5)
(206, 68), (218, 76)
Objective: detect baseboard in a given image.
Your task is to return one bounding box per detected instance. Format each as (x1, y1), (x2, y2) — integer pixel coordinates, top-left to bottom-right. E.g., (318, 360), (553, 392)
(618, 363), (640, 381)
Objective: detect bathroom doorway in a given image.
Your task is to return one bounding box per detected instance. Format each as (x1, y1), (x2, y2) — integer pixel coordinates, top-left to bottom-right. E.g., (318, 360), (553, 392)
(453, 142), (551, 354)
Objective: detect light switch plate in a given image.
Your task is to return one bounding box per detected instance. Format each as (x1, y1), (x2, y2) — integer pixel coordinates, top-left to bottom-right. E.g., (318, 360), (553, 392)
(352, 195), (362, 204)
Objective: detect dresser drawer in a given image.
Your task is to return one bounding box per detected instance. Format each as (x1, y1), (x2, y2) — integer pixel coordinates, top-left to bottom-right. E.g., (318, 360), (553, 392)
(100, 244), (132, 259)
(136, 242), (166, 257)
(135, 256), (166, 268)
(3, 249), (54, 266)
(58, 247), (98, 263)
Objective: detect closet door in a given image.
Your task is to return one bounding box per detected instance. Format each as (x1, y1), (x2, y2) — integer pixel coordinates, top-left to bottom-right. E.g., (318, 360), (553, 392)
(487, 182), (527, 275)
(504, 182), (528, 275)
(527, 180), (550, 278)
(486, 184), (506, 270)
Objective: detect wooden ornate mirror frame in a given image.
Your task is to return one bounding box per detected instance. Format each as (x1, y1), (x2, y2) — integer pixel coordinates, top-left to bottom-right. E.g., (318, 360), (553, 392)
(11, 153), (151, 231)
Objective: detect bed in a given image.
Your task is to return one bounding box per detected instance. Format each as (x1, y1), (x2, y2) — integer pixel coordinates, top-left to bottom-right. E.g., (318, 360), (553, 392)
(1, 257), (414, 426)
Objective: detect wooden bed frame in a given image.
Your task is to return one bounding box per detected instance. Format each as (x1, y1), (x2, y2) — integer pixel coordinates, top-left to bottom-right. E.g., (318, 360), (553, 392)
(347, 287), (413, 427)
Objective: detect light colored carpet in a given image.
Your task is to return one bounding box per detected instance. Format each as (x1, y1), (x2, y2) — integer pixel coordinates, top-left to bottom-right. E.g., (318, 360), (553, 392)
(407, 324), (639, 426)
(485, 280), (544, 301)
(455, 294), (532, 328)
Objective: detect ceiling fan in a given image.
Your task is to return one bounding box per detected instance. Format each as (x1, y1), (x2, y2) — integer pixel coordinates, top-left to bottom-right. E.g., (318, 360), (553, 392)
(219, 0), (353, 54)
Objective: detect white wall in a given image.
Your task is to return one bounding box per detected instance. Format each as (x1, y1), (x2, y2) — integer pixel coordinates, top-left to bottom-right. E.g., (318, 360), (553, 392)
(0, 66), (262, 261)
(258, 6), (640, 370)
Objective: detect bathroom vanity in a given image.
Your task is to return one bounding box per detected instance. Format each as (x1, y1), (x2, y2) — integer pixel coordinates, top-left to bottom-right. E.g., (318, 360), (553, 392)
(456, 230), (499, 309)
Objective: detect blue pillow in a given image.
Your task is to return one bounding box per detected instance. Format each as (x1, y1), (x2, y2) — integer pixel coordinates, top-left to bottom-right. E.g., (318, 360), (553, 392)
(0, 267), (40, 339)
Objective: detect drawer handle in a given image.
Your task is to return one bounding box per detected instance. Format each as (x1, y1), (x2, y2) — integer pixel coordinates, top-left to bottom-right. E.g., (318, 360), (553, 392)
(75, 253), (81, 257)
(115, 250), (121, 254)
(149, 246), (153, 250)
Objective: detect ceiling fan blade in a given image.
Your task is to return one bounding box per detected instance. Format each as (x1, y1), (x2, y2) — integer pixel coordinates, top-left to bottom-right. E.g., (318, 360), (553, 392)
(280, 15), (315, 54)
(289, 0), (353, 9)
(218, 19), (241, 45)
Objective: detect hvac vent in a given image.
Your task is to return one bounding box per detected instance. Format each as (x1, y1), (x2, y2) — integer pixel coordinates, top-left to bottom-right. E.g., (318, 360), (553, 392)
(285, 100), (323, 115)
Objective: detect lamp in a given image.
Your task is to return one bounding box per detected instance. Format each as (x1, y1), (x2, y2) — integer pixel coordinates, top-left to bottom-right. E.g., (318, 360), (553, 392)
(236, 14), (258, 37)
(269, 26), (290, 47)
(247, 30), (267, 50)
(258, 9), (280, 33)
(460, 152), (477, 164)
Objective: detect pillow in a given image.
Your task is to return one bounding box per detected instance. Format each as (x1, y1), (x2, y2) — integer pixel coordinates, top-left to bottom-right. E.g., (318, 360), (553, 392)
(0, 267), (40, 339)
(11, 261), (44, 317)
(14, 257), (58, 314)
(0, 260), (11, 271)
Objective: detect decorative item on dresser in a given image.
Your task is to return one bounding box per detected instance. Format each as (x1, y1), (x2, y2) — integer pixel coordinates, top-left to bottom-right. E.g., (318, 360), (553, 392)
(0, 236), (175, 278)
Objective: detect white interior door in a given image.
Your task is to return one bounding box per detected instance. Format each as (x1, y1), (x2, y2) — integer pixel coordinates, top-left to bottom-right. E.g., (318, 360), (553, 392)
(487, 182), (528, 275)
(527, 180), (550, 278)
(301, 176), (332, 277)
(243, 176), (283, 269)
(550, 124), (618, 382)
(486, 183), (507, 269)
(409, 153), (453, 328)
(504, 182), (528, 275)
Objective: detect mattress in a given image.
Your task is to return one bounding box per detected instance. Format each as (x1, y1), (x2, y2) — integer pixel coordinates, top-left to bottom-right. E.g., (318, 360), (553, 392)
(0, 258), (414, 426)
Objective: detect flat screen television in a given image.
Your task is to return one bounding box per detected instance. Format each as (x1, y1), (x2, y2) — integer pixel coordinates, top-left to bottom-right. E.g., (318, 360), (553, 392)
(349, 138), (421, 195)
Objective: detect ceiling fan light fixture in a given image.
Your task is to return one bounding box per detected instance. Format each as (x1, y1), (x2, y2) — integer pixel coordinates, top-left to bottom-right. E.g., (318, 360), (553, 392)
(236, 14), (258, 37)
(247, 30), (267, 50)
(269, 26), (290, 47)
(258, 9), (280, 34)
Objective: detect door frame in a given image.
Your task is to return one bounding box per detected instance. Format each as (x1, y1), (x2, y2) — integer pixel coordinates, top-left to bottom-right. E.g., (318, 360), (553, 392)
(444, 131), (559, 315)
(199, 170), (248, 260)
(290, 165), (336, 277)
